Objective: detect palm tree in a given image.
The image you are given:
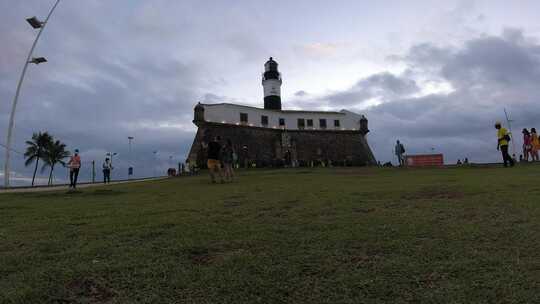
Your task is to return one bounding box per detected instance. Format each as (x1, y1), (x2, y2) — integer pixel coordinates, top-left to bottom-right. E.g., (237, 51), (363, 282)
(24, 132), (53, 186)
(42, 140), (70, 186)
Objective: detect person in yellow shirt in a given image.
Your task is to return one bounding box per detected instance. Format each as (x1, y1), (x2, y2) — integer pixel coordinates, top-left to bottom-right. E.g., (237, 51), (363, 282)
(495, 122), (514, 167)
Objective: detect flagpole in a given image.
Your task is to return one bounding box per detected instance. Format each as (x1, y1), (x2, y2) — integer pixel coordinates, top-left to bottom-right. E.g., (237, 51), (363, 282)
(504, 108), (516, 156)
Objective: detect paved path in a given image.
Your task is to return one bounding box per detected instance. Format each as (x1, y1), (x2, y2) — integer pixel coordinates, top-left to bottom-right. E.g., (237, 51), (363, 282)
(0, 177), (168, 194)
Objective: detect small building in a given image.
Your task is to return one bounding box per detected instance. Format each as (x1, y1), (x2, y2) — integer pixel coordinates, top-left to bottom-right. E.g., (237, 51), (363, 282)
(188, 58), (376, 167)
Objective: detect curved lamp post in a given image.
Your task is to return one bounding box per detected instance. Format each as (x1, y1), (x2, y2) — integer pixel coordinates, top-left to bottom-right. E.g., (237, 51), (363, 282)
(3, 0), (61, 188)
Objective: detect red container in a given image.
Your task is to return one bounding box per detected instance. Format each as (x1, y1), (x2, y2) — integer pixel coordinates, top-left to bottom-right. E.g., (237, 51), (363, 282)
(405, 154), (444, 167)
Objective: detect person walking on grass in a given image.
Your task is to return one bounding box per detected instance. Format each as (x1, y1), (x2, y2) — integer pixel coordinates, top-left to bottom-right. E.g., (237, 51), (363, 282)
(522, 128), (532, 162)
(395, 140), (405, 166)
(67, 149), (81, 189)
(495, 122), (514, 167)
(531, 128), (539, 162)
(207, 136), (224, 183)
(102, 157), (113, 184)
(221, 139), (236, 182)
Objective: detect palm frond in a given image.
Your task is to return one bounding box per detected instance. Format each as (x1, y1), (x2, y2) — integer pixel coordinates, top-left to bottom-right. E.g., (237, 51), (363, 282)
(24, 155), (38, 167)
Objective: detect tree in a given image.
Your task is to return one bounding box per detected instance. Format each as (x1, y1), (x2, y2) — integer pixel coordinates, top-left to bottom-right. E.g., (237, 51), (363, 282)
(24, 132), (53, 186)
(42, 140), (70, 186)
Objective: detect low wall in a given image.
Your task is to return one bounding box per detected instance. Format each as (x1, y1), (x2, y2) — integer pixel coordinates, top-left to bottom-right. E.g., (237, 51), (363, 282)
(188, 122), (376, 168)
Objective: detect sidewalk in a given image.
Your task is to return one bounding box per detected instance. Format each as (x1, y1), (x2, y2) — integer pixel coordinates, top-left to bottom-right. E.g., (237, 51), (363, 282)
(0, 177), (168, 194)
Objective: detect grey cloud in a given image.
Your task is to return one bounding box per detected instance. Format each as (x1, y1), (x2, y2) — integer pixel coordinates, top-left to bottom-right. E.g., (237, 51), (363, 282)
(290, 72), (419, 109)
(355, 73), (420, 96)
(294, 90), (308, 97)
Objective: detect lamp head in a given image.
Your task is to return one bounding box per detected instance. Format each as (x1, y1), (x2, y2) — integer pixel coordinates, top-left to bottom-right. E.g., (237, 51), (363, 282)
(30, 57), (47, 64)
(26, 16), (43, 29)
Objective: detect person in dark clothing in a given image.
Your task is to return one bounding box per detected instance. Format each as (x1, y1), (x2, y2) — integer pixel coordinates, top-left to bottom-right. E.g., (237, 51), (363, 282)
(102, 157), (112, 184)
(207, 136), (224, 183)
(221, 139), (236, 182)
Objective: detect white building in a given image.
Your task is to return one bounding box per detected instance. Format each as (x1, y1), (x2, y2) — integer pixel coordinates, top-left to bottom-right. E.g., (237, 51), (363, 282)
(201, 102), (366, 131)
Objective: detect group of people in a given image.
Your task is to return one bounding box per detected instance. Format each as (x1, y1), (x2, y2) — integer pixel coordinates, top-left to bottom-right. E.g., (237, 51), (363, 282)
(521, 127), (540, 162)
(456, 158), (469, 165)
(206, 136), (236, 183)
(495, 122), (540, 167)
(64, 150), (114, 190)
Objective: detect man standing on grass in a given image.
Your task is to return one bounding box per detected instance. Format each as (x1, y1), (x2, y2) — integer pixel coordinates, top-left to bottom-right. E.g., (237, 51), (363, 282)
(395, 140), (405, 166)
(67, 149), (81, 189)
(102, 157), (113, 184)
(207, 136), (224, 183)
(495, 122), (514, 167)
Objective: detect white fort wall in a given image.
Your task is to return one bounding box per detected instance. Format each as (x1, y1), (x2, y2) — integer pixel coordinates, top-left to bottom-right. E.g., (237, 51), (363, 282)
(201, 103), (364, 131)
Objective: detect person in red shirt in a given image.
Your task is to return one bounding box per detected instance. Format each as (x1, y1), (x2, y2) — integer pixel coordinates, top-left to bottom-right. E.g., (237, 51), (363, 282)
(67, 149), (81, 189)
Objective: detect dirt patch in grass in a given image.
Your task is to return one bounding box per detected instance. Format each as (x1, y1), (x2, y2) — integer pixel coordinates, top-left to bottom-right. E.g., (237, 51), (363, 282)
(89, 189), (125, 196)
(63, 277), (116, 303)
(352, 207), (376, 213)
(187, 247), (247, 265)
(67, 222), (88, 227)
(191, 253), (217, 265)
(349, 253), (381, 264)
(223, 200), (242, 207)
(402, 186), (464, 200)
(187, 247), (220, 265)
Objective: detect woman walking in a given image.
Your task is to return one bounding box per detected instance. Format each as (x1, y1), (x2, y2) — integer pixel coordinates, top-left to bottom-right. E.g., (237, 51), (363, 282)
(221, 139), (236, 182)
(531, 128), (539, 162)
(522, 128), (532, 162)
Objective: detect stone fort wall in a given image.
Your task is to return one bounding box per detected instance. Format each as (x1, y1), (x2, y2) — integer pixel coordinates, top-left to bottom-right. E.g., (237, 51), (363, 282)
(188, 122), (376, 167)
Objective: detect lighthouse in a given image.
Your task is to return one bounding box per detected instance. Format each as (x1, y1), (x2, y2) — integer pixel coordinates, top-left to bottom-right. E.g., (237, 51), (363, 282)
(262, 57), (282, 110)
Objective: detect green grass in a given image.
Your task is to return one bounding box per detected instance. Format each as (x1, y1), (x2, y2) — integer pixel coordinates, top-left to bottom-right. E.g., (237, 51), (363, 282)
(2, 165), (540, 303)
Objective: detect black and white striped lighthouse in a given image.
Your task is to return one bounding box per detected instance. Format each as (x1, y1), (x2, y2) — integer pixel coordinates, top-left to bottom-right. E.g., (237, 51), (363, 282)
(262, 57), (282, 110)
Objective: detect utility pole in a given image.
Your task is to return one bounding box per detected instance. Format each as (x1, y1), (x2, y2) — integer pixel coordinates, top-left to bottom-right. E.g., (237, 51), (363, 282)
(92, 160), (95, 183)
(504, 108), (516, 156)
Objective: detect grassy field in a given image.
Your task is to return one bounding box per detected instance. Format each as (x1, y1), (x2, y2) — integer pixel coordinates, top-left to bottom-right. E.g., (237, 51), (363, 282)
(1, 165), (540, 303)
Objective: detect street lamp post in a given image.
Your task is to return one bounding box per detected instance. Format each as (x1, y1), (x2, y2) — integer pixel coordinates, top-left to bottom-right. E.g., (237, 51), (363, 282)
(153, 151), (158, 177)
(3, 0), (61, 188)
(128, 136), (134, 179)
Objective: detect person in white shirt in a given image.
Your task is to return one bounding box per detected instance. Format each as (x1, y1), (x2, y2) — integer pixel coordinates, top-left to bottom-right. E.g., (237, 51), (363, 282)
(102, 157), (113, 184)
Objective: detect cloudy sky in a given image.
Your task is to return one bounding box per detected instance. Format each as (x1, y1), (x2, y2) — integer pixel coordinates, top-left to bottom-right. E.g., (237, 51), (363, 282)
(2, 0), (540, 185)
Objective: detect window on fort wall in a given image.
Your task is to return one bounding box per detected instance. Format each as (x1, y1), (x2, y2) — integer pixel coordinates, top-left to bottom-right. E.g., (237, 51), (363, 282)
(297, 118), (305, 129)
(334, 119), (340, 127)
(261, 115), (268, 126)
(279, 118), (285, 126)
(307, 119), (313, 127)
(319, 119), (327, 129)
(240, 113), (248, 124)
